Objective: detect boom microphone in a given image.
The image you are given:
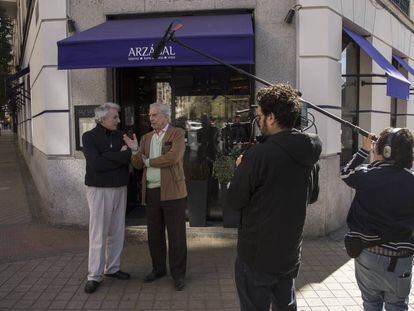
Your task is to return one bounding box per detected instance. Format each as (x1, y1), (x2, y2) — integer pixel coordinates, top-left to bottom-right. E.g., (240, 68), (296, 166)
(152, 22), (183, 59)
(154, 21), (372, 139)
(153, 23), (173, 59)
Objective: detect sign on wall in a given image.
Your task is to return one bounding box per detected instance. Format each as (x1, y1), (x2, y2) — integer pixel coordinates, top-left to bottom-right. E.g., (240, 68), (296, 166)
(74, 105), (98, 151)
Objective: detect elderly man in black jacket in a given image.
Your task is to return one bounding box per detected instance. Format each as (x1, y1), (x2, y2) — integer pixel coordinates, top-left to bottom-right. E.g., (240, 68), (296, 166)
(227, 84), (321, 311)
(82, 103), (132, 294)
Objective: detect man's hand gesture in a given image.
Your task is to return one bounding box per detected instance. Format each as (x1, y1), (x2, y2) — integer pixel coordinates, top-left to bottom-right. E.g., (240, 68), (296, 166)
(123, 134), (139, 151)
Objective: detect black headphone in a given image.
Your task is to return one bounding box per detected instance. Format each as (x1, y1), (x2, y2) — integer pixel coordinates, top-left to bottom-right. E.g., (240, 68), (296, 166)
(382, 128), (402, 159)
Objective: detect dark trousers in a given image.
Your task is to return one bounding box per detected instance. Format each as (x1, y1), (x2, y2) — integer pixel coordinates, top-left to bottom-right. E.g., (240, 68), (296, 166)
(235, 256), (297, 311)
(146, 188), (187, 280)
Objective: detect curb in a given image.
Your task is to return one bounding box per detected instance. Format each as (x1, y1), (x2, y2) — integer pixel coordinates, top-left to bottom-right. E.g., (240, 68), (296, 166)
(126, 224), (238, 243)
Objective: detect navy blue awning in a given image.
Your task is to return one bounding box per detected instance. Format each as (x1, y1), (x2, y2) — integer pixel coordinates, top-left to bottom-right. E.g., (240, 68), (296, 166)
(5, 67), (30, 111)
(6, 67), (30, 82)
(393, 55), (414, 76)
(344, 27), (410, 100)
(57, 14), (254, 69)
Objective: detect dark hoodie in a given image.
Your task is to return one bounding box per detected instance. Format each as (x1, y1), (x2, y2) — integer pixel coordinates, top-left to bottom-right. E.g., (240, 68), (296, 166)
(227, 129), (322, 276)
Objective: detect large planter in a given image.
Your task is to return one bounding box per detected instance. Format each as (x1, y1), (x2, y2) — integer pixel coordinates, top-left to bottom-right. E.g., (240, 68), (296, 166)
(186, 180), (208, 227)
(219, 183), (241, 228)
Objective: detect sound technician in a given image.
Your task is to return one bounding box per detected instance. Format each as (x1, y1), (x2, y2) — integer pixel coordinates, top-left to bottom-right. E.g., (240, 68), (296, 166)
(341, 128), (414, 311)
(227, 83), (322, 311)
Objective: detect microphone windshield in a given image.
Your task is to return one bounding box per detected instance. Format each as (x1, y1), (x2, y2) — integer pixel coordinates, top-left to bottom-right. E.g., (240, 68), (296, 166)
(152, 23), (173, 59)
(152, 22), (183, 59)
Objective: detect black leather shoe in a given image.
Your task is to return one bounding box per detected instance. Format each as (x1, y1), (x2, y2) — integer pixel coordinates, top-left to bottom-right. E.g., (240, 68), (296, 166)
(104, 270), (130, 280)
(144, 271), (166, 283)
(84, 280), (100, 293)
(174, 278), (185, 291)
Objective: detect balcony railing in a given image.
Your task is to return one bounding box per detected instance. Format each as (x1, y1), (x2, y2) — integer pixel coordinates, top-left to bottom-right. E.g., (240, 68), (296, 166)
(390, 0), (410, 15)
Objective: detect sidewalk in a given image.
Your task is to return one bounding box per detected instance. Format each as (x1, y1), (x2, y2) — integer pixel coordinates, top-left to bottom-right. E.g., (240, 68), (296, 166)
(0, 130), (413, 310)
(0, 131), (32, 225)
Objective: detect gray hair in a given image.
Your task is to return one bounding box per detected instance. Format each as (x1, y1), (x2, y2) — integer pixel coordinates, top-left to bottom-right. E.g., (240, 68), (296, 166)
(150, 102), (171, 121)
(94, 102), (120, 124)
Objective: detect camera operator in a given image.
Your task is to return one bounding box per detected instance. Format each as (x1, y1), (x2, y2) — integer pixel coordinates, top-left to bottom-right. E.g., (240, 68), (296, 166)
(341, 128), (414, 310)
(227, 83), (322, 311)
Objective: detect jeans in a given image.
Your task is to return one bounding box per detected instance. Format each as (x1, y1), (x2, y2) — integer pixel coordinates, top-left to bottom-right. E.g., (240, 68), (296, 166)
(235, 255), (297, 311)
(355, 249), (413, 311)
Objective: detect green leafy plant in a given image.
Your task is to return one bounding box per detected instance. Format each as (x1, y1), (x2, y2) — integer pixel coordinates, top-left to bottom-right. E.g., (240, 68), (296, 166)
(212, 154), (235, 184)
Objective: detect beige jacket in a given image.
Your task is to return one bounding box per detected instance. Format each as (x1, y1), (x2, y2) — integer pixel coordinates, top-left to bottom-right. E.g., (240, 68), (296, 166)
(131, 126), (187, 203)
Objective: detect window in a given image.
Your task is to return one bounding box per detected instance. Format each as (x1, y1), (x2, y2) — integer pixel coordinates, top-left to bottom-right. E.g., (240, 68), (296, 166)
(390, 0), (410, 15)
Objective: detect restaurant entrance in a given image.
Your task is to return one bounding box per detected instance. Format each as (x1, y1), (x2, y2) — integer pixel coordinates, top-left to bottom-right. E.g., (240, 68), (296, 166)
(118, 64), (254, 226)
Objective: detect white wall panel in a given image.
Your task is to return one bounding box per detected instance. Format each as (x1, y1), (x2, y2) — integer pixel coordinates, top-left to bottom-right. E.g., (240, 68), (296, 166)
(44, 113), (70, 155)
(391, 16), (400, 51)
(32, 113), (70, 155)
(406, 59), (414, 126)
(370, 112), (391, 134)
(364, 0), (376, 33)
(31, 67), (68, 116)
(341, 0), (354, 21)
(39, 0), (66, 20)
(401, 28), (409, 57)
(299, 57), (342, 155)
(410, 35), (414, 59)
(299, 7), (342, 155)
(39, 21), (66, 66)
(299, 0), (342, 13)
(22, 1), (40, 67)
(32, 114), (46, 154)
(299, 8), (342, 60)
(371, 38), (392, 114)
(373, 6), (392, 46)
(353, 0), (365, 29)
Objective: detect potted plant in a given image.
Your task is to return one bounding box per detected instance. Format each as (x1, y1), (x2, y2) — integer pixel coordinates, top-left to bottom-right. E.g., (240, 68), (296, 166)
(185, 159), (210, 227)
(212, 154), (240, 228)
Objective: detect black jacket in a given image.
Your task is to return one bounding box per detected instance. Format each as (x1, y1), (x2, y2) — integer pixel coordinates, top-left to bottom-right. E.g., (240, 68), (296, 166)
(82, 124), (131, 187)
(341, 148), (414, 251)
(227, 129), (322, 276)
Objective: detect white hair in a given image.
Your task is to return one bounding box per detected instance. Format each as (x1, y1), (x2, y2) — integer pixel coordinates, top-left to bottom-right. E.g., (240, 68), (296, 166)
(150, 102), (171, 121)
(94, 102), (120, 124)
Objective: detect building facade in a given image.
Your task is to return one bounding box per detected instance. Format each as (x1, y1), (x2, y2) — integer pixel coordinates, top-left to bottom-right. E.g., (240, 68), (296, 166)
(6, 0), (414, 236)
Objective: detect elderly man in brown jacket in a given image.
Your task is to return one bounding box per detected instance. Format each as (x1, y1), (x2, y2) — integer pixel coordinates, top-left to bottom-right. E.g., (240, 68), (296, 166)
(123, 102), (187, 291)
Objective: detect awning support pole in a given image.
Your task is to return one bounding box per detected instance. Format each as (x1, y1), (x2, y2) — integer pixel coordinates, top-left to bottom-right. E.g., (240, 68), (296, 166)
(361, 81), (387, 86)
(342, 74), (386, 78)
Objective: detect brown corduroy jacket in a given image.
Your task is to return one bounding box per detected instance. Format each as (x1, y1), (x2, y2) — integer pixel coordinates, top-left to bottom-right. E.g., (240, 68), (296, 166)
(131, 126), (187, 203)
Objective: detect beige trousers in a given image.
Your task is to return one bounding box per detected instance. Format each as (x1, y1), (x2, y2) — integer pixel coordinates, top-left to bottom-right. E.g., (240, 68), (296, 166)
(86, 186), (127, 282)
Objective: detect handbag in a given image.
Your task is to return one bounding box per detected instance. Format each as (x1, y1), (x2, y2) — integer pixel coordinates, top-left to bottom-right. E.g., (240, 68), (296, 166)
(344, 235), (365, 258)
(307, 162), (320, 204)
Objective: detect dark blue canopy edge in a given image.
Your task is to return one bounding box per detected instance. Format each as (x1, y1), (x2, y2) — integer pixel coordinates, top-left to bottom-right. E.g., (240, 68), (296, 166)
(57, 14), (254, 69)
(344, 27), (410, 100)
(393, 55), (414, 77)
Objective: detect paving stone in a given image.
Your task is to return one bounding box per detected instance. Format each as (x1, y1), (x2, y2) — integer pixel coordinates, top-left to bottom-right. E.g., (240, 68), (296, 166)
(65, 300), (86, 309)
(31, 299), (52, 309)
